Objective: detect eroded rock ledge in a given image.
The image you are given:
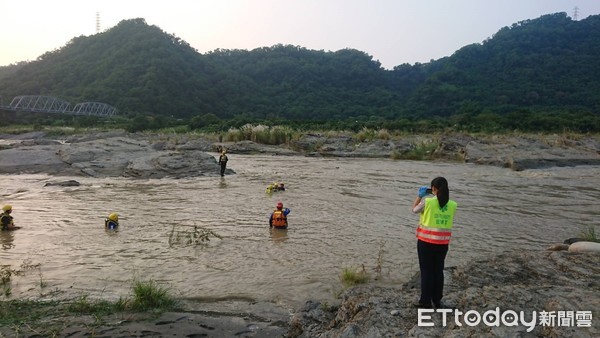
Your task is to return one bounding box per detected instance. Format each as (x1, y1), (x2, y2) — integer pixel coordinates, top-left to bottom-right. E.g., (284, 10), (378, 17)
(0, 132), (599, 178)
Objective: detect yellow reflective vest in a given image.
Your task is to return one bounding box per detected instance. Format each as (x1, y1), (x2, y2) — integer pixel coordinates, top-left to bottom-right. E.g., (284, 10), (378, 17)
(417, 197), (457, 245)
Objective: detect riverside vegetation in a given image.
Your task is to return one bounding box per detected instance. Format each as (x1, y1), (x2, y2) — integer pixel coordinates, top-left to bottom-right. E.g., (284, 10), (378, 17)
(2, 123), (597, 163)
(0, 261), (177, 336)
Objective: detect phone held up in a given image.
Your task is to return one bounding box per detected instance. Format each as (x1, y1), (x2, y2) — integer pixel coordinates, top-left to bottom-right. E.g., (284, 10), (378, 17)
(426, 188), (432, 195)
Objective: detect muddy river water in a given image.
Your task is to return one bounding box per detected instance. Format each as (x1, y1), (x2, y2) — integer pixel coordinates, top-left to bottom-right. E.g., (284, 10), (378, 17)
(0, 154), (598, 311)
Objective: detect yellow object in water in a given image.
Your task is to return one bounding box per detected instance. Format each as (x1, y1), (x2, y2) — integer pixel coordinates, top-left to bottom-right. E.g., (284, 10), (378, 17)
(108, 213), (119, 221)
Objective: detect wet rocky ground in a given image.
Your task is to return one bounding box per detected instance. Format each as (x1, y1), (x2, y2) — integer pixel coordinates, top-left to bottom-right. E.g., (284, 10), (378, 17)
(290, 249), (599, 338)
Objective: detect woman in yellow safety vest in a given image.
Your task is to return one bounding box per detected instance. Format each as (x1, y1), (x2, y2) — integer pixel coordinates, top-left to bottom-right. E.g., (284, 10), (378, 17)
(411, 177), (457, 309)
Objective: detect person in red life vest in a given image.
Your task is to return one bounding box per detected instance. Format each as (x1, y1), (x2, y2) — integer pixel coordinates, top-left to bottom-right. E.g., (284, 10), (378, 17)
(269, 202), (291, 229)
(411, 177), (458, 309)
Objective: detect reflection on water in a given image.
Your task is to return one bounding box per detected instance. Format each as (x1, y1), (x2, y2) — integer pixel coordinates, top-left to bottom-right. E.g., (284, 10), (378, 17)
(218, 177), (228, 189)
(0, 231), (15, 250)
(270, 228), (289, 243)
(0, 155), (598, 310)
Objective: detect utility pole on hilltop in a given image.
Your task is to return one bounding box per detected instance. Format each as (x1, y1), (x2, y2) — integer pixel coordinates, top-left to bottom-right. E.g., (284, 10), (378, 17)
(573, 6), (579, 21)
(96, 12), (101, 33)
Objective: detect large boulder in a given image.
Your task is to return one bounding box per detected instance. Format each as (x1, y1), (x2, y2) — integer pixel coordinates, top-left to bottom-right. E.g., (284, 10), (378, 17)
(568, 241), (600, 254)
(0, 134), (228, 178)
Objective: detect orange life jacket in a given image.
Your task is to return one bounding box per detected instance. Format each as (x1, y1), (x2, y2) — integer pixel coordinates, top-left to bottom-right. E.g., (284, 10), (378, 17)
(272, 210), (287, 227)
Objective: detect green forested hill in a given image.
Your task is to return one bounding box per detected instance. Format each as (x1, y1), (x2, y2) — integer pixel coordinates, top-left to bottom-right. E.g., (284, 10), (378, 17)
(0, 13), (598, 131)
(0, 19), (215, 117)
(410, 13), (600, 117)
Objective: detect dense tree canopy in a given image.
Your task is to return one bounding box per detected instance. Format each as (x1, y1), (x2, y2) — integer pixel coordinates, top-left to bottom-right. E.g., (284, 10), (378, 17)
(0, 13), (599, 133)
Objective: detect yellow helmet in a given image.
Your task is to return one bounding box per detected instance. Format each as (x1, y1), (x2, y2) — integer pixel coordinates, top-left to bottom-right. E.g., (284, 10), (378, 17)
(108, 213), (119, 221)
(2, 205), (12, 212)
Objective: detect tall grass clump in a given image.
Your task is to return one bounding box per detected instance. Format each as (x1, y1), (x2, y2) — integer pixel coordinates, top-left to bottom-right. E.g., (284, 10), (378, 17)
(0, 275), (178, 335)
(253, 125), (294, 145)
(354, 128), (391, 142)
(66, 295), (118, 315)
(224, 124), (252, 142)
(377, 129), (391, 140)
(223, 124), (294, 145)
(0, 124), (37, 134)
(1, 260), (42, 298)
(579, 225), (598, 242)
(401, 141), (439, 160)
(59, 279), (177, 314)
(390, 149), (402, 160)
(129, 280), (177, 312)
(354, 127), (376, 142)
(340, 265), (370, 288)
(373, 241), (386, 280)
(0, 265), (18, 297)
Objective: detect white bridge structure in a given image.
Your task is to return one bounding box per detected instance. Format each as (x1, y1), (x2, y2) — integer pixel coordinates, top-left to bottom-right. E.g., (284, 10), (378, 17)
(0, 95), (117, 116)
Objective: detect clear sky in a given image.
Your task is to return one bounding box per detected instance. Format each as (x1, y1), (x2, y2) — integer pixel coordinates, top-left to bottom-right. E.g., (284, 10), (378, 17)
(1, 0), (599, 70)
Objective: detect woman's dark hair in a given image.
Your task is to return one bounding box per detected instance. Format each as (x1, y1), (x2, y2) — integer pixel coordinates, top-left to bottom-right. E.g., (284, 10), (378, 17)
(431, 177), (450, 208)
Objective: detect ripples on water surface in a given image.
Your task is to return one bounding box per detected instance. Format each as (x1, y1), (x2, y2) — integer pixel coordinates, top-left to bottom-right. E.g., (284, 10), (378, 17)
(0, 154), (598, 309)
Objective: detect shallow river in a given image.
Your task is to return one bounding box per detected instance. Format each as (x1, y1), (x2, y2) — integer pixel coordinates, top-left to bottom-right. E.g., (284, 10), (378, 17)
(0, 154), (598, 310)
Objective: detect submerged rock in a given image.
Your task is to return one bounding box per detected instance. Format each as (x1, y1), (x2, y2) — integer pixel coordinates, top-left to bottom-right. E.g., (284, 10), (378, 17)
(547, 243), (570, 251)
(564, 237), (586, 244)
(44, 180), (81, 187)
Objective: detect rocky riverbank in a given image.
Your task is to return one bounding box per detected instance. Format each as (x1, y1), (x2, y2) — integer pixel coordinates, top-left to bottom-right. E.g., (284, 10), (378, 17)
(289, 249), (599, 337)
(0, 131), (599, 178)
(0, 248), (597, 337)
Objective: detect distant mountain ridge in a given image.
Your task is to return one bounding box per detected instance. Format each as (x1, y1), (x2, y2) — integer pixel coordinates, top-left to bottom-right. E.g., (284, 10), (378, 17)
(0, 13), (598, 120)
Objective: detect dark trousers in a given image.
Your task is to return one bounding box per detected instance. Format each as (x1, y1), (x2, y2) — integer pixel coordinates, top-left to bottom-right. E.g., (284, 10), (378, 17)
(417, 239), (448, 305)
(220, 163), (226, 176)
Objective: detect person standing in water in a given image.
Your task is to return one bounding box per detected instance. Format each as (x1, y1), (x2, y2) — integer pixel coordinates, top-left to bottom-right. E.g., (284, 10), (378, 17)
(411, 177), (458, 309)
(105, 213), (119, 230)
(1, 205), (17, 231)
(269, 202), (291, 229)
(218, 150), (228, 177)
